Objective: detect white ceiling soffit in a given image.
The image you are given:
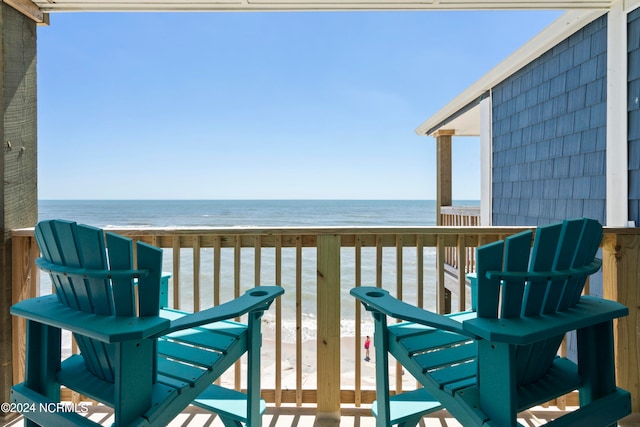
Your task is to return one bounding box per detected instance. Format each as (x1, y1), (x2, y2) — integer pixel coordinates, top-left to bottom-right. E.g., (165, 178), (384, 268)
(430, 100), (484, 137)
(415, 9), (608, 137)
(30, 0), (614, 12)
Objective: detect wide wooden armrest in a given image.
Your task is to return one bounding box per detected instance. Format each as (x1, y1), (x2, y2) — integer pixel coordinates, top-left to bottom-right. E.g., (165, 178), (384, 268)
(485, 259), (602, 282)
(11, 295), (170, 343)
(159, 286), (284, 335)
(463, 295), (628, 345)
(350, 287), (476, 338)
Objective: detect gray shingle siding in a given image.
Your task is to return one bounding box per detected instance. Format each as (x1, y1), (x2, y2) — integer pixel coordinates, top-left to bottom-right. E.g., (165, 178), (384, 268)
(629, 8), (640, 226)
(491, 15), (608, 226)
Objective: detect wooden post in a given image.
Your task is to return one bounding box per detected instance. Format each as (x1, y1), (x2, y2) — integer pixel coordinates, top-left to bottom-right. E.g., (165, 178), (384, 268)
(1, 3), (38, 413)
(11, 235), (38, 387)
(435, 130), (454, 226)
(602, 232), (640, 416)
(435, 131), (454, 313)
(316, 234), (341, 422)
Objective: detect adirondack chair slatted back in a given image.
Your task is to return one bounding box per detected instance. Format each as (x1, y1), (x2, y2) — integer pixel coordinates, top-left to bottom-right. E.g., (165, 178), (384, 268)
(350, 218), (630, 427)
(475, 218), (602, 319)
(475, 218), (603, 387)
(34, 219), (163, 383)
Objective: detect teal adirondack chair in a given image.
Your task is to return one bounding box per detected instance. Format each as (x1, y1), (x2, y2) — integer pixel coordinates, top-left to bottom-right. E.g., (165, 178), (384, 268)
(11, 219), (284, 427)
(352, 218), (631, 427)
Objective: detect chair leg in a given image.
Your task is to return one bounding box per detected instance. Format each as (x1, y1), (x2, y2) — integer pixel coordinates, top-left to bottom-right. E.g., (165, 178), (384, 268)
(23, 321), (61, 427)
(577, 321), (617, 403)
(114, 339), (154, 426)
(219, 417), (243, 427)
(397, 414), (423, 427)
(477, 341), (518, 427)
(247, 310), (264, 427)
(372, 312), (392, 427)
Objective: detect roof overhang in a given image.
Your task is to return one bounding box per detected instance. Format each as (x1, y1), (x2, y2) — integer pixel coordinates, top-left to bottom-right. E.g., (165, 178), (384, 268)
(28, 0), (614, 13)
(7, 0), (613, 24)
(415, 8), (607, 137)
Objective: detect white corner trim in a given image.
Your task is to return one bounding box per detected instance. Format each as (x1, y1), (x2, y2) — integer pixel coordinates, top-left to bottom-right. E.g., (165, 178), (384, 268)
(606, 0), (629, 226)
(479, 96), (493, 226)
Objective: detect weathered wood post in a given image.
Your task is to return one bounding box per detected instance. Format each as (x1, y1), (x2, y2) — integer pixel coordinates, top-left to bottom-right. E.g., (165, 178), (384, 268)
(0, 3), (38, 417)
(435, 130), (454, 313)
(10, 233), (38, 389)
(602, 230), (640, 418)
(435, 129), (453, 226)
(316, 234), (341, 423)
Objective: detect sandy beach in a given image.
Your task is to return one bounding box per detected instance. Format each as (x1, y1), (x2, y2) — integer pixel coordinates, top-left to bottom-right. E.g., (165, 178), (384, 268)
(218, 335), (419, 396)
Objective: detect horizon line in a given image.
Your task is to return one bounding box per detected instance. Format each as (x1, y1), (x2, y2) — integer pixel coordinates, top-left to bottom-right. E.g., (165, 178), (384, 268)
(39, 198), (481, 202)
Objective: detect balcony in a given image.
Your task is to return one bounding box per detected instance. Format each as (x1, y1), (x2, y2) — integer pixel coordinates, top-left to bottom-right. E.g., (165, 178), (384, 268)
(9, 224), (640, 425)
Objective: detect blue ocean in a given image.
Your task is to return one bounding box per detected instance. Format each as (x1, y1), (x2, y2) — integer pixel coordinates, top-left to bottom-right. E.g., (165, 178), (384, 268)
(38, 199), (478, 228)
(38, 199), (478, 342)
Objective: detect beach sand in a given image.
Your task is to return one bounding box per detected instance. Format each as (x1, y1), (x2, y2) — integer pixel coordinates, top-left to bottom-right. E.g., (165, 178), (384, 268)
(218, 335), (420, 394)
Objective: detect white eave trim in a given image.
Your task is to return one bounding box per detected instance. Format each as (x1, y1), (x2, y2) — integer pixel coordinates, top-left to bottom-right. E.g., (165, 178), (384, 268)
(30, 0), (614, 13)
(415, 8), (608, 136)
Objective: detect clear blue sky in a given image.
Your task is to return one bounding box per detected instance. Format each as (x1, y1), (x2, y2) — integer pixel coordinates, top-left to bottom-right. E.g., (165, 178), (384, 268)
(37, 10), (562, 200)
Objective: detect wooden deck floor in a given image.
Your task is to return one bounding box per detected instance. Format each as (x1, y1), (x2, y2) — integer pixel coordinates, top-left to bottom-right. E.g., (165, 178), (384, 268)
(4, 404), (621, 427)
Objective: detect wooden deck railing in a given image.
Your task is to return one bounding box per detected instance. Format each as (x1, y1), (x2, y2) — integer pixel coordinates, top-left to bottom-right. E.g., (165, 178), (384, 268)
(10, 225), (640, 416)
(440, 206), (480, 277)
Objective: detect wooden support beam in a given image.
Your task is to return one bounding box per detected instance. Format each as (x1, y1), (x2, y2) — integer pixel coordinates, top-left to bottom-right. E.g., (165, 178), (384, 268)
(435, 130), (453, 226)
(316, 234), (341, 421)
(3, 0), (47, 24)
(0, 2), (39, 415)
(602, 232), (640, 415)
(11, 235), (38, 388)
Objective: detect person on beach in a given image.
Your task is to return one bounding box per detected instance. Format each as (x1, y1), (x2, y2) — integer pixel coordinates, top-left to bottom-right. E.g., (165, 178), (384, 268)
(364, 336), (371, 361)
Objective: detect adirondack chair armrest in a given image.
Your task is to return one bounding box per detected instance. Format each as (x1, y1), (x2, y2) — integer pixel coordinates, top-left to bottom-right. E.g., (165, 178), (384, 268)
(36, 257), (149, 280)
(484, 258), (602, 282)
(11, 295), (170, 343)
(350, 287), (476, 338)
(462, 295), (628, 345)
(159, 286), (284, 335)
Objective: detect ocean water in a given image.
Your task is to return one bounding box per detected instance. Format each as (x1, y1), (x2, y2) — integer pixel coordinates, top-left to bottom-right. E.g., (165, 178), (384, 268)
(38, 199), (459, 228)
(38, 199), (479, 342)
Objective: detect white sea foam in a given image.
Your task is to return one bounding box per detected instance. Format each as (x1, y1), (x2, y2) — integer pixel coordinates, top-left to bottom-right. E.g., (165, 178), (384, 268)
(260, 312), (375, 343)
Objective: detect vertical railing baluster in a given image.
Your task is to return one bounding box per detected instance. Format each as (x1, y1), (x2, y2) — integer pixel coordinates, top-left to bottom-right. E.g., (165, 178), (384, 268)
(275, 235), (283, 407)
(354, 234), (362, 407)
(437, 234), (446, 314)
(457, 234), (466, 311)
(416, 233), (425, 389)
(213, 235), (221, 307)
(395, 234), (404, 394)
(254, 235), (261, 287)
(193, 236), (200, 313)
(172, 236), (180, 309)
(213, 234), (222, 386)
(234, 235), (242, 390)
(417, 234), (424, 309)
(376, 234), (383, 288)
(295, 235), (303, 407)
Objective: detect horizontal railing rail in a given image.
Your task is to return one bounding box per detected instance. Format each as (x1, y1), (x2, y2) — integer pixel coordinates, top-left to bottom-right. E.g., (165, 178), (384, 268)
(10, 225), (640, 416)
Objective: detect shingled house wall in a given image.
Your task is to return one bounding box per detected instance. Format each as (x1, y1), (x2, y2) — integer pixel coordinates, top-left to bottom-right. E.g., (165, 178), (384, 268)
(491, 15), (608, 226)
